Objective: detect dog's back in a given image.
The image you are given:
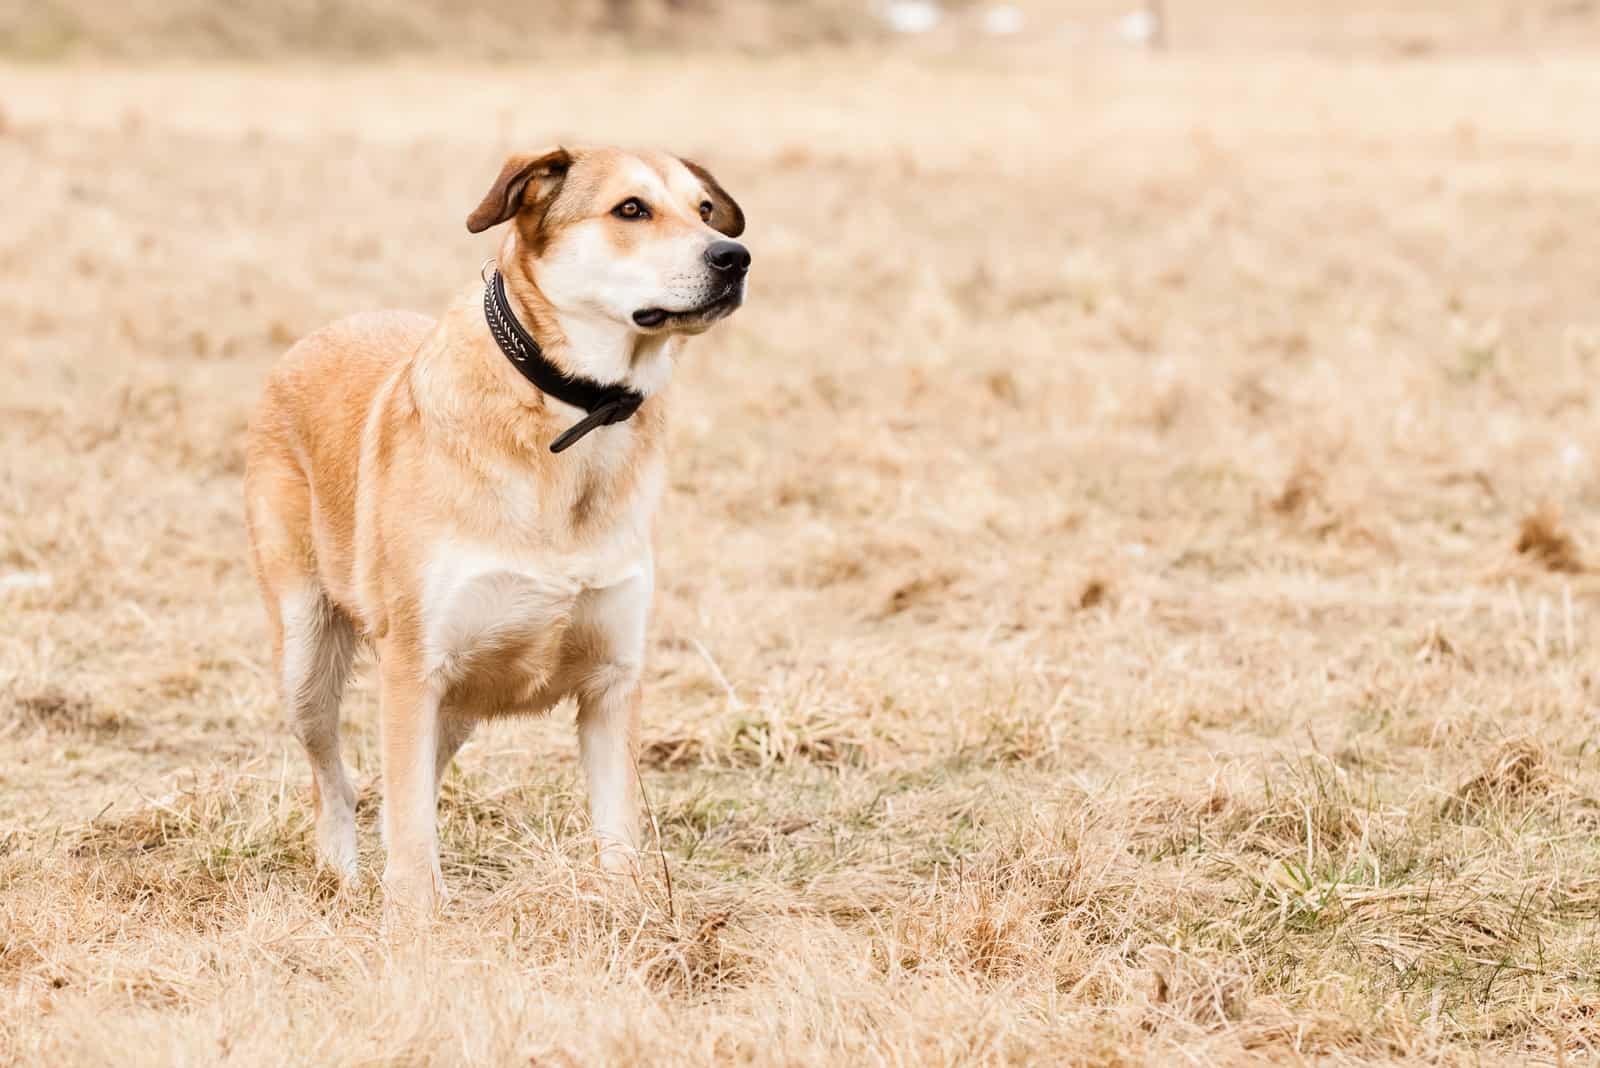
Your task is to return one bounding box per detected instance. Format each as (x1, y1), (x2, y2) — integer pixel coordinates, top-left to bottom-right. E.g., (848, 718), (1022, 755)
(244, 310), (433, 614)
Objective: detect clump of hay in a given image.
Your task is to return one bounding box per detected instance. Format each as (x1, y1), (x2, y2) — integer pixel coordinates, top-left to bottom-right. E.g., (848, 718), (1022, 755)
(1443, 737), (1555, 819)
(1515, 502), (1584, 573)
(1142, 946), (1251, 1028)
(1077, 578), (1110, 610)
(4, 686), (122, 737)
(1269, 462), (1321, 517)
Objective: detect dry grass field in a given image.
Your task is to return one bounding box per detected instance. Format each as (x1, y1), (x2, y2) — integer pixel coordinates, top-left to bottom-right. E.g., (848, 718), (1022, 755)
(5, 14), (1600, 1066)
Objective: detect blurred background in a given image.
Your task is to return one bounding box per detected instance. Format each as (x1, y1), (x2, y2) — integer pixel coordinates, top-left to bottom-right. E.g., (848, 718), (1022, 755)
(7, 0), (1600, 57)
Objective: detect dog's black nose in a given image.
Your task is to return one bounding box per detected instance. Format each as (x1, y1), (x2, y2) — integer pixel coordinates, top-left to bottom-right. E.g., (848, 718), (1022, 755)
(705, 240), (751, 275)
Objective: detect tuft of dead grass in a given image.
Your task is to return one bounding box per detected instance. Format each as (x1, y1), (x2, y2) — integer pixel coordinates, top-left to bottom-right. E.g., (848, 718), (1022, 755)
(1516, 502), (1586, 574)
(2, 686), (123, 738)
(1443, 737), (1558, 820)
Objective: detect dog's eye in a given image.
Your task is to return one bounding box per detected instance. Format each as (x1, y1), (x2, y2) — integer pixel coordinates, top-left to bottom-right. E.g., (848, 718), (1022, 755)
(613, 198), (650, 220)
(698, 200), (714, 222)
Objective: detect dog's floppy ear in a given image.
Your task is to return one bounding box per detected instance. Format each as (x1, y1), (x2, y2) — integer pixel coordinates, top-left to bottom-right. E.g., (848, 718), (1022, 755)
(466, 148), (573, 234)
(680, 158), (745, 238)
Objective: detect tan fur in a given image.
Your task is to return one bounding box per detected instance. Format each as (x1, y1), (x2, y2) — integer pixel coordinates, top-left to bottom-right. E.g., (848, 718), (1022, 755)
(244, 145), (747, 914)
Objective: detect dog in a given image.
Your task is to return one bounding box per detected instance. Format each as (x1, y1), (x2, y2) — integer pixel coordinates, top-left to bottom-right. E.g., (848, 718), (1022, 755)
(243, 145), (749, 914)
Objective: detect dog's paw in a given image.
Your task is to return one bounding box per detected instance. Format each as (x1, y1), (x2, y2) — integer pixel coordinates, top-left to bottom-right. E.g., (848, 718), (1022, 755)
(381, 859), (446, 923)
(595, 839), (643, 882)
(315, 809), (360, 883)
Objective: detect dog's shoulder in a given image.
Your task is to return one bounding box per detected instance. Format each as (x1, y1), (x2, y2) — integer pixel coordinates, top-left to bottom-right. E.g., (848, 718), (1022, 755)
(274, 311), (435, 386)
(257, 311), (434, 434)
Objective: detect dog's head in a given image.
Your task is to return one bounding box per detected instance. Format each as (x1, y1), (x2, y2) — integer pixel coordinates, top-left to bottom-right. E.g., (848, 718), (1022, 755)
(467, 146), (748, 337)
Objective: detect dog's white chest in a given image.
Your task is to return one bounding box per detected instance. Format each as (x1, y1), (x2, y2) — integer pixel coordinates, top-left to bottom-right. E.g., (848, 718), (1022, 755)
(410, 445), (663, 707)
(418, 539), (651, 695)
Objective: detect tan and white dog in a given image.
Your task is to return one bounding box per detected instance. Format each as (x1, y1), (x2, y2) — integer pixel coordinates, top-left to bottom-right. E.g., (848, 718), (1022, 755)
(243, 145), (748, 914)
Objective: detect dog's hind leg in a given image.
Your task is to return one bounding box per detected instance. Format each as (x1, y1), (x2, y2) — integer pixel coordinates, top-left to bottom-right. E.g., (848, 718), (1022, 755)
(280, 586), (360, 880)
(434, 713), (475, 792)
(246, 449), (361, 882)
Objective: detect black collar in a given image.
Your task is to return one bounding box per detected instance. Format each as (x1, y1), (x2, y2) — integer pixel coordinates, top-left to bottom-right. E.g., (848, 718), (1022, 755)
(482, 269), (645, 453)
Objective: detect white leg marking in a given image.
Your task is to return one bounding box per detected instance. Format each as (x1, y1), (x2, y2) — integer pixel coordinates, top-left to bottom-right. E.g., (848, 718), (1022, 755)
(280, 587), (359, 881)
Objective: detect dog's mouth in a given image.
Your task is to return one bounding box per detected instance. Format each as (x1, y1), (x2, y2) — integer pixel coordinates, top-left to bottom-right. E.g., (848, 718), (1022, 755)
(631, 284), (744, 330)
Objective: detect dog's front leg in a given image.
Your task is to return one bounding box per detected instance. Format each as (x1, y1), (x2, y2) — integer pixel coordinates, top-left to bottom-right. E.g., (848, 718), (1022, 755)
(573, 573), (649, 875)
(578, 670), (642, 874)
(378, 652), (444, 916)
